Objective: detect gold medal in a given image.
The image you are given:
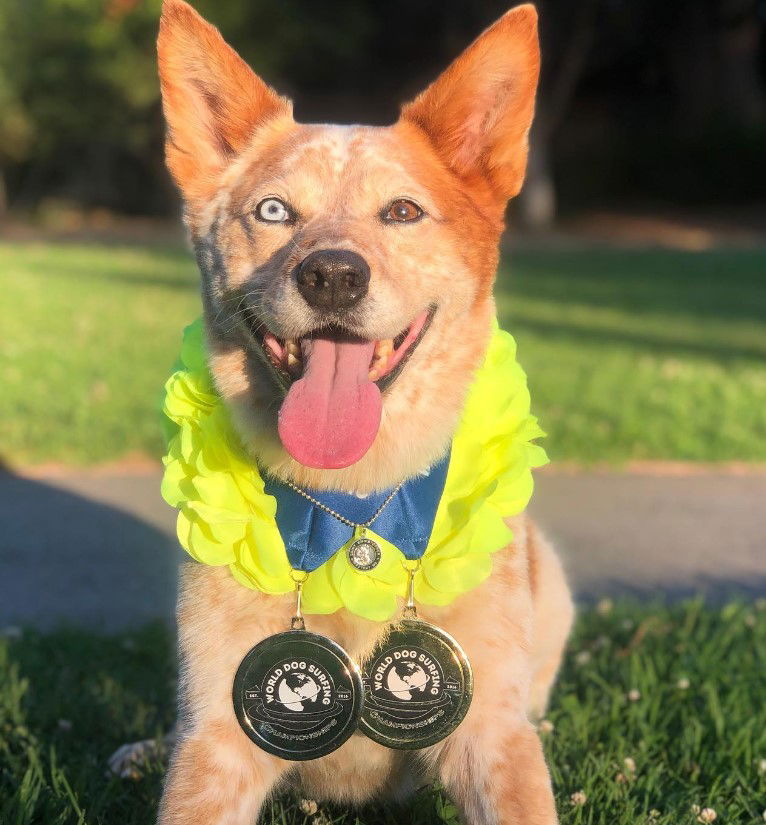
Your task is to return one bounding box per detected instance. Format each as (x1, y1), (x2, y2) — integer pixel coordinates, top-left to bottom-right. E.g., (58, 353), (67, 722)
(233, 573), (363, 761)
(359, 562), (473, 749)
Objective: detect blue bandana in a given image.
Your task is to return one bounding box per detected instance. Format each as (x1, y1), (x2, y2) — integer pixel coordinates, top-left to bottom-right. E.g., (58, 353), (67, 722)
(263, 451), (451, 572)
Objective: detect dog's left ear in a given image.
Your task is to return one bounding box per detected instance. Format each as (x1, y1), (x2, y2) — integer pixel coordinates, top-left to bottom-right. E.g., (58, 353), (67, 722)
(400, 4), (540, 202)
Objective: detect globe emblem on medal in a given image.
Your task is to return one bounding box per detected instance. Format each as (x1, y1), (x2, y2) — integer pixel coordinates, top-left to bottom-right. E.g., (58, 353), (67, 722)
(347, 536), (382, 571)
(386, 661), (431, 700)
(370, 646), (446, 707)
(277, 672), (321, 712)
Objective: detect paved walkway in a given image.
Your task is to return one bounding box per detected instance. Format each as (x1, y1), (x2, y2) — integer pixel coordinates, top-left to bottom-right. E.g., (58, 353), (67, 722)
(1, 469), (764, 631)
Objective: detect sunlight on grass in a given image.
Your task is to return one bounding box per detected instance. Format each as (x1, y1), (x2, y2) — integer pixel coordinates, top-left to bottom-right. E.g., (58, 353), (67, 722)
(0, 241), (199, 465)
(1, 600), (764, 824)
(499, 246), (766, 462)
(1, 240), (765, 465)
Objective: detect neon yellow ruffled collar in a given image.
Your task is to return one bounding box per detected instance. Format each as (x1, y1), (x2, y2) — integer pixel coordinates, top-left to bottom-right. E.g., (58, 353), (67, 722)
(161, 319), (547, 621)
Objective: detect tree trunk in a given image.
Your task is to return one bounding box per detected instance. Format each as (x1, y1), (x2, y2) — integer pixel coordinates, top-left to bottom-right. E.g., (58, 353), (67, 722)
(518, 128), (556, 230)
(518, 0), (599, 229)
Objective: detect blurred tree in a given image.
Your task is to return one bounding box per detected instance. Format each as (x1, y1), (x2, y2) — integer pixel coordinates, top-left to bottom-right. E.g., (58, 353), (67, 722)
(519, 0), (599, 228)
(0, 0), (167, 212)
(0, 0), (763, 220)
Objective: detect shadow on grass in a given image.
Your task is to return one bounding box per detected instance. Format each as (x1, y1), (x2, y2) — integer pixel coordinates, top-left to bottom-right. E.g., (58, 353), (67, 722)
(25, 263), (197, 292)
(574, 574), (766, 604)
(1, 624), (448, 824)
(502, 247), (766, 326)
(0, 471), (180, 632)
(503, 314), (766, 362)
(2, 596), (765, 824)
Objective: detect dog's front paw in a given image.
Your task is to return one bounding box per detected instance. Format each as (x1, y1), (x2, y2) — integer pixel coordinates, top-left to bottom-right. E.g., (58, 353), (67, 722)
(107, 734), (174, 780)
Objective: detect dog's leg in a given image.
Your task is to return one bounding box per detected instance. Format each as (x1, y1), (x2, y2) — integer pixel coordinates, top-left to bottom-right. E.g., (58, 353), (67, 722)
(156, 566), (292, 824)
(436, 720), (558, 825)
(156, 720), (285, 825)
(525, 520), (574, 720)
(428, 527), (562, 825)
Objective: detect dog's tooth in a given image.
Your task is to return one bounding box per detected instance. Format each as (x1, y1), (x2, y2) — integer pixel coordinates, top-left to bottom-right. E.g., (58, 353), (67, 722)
(375, 339), (394, 358)
(286, 340), (300, 358)
(287, 353), (301, 374)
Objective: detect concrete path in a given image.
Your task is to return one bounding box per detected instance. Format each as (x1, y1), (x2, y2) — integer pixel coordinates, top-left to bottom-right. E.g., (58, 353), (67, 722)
(1, 469), (764, 631)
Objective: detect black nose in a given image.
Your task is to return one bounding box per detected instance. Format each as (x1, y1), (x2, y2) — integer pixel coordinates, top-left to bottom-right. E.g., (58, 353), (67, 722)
(296, 249), (370, 311)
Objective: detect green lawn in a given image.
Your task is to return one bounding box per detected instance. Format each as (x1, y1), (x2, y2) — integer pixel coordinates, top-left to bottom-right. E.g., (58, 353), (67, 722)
(499, 246), (766, 463)
(1, 239), (765, 465)
(0, 241), (199, 466)
(2, 600), (765, 824)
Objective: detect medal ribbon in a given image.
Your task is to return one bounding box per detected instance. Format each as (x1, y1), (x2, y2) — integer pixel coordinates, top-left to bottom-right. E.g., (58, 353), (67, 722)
(263, 450), (450, 572)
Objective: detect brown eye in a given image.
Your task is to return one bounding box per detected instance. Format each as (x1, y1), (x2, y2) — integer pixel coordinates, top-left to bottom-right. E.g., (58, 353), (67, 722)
(383, 198), (423, 223)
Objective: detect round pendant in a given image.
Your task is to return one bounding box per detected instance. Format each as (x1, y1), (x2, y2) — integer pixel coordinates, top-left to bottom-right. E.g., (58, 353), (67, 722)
(347, 536), (382, 571)
(359, 619), (473, 749)
(233, 629), (362, 761)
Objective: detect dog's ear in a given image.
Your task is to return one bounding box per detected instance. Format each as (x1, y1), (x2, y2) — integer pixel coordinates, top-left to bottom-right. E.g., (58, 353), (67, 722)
(157, 0), (291, 202)
(400, 4), (540, 202)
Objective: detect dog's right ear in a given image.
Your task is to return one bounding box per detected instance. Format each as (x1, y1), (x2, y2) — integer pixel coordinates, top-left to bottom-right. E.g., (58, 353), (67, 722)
(157, 0), (291, 203)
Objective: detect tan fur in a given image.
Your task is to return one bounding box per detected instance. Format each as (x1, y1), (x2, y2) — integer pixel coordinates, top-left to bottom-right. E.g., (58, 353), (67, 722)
(159, 517), (571, 824)
(153, 2), (574, 823)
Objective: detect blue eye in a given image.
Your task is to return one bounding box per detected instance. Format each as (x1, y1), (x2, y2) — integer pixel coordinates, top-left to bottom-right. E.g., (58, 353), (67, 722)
(256, 197), (291, 223)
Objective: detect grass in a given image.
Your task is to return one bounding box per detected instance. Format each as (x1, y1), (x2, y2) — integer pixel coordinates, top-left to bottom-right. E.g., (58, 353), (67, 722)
(1, 239), (765, 466)
(2, 600), (765, 823)
(0, 240), (199, 466)
(498, 245), (766, 463)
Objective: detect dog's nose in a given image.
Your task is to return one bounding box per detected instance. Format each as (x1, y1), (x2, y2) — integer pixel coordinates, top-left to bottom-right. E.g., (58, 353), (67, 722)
(296, 249), (370, 311)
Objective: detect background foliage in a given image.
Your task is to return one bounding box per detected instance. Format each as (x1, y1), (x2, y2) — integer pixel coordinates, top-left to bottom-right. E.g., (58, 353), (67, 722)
(0, 0), (764, 220)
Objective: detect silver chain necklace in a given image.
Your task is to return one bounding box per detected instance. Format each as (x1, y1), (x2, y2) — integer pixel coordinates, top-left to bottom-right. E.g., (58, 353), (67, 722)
(284, 479), (405, 571)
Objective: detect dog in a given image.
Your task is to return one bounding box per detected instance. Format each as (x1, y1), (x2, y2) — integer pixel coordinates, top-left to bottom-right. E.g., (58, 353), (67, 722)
(131, 2), (575, 822)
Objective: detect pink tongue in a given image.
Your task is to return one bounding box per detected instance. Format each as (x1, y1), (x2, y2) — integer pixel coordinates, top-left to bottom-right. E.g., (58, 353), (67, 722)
(278, 337), (382, 469)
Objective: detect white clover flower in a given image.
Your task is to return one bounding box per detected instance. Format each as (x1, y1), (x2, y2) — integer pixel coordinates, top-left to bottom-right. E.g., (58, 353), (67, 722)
(570, 790), (587, 806)
(624, 757), (636, 773)
(691, 805), (701, 815)
(627, 688), (641, 702)
(575, 650), (592, 666)
(299, 799), (318, 816)
(596, 598), (614, 616)
(677, 677), (690, 690)
(758, 758), (766, 774)
(697, 808), (717, 823)
(539, 719), (554, 734)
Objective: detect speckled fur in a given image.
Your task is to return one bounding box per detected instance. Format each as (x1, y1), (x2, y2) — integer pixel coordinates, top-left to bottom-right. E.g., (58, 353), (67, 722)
(154, 2), (574, 823)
